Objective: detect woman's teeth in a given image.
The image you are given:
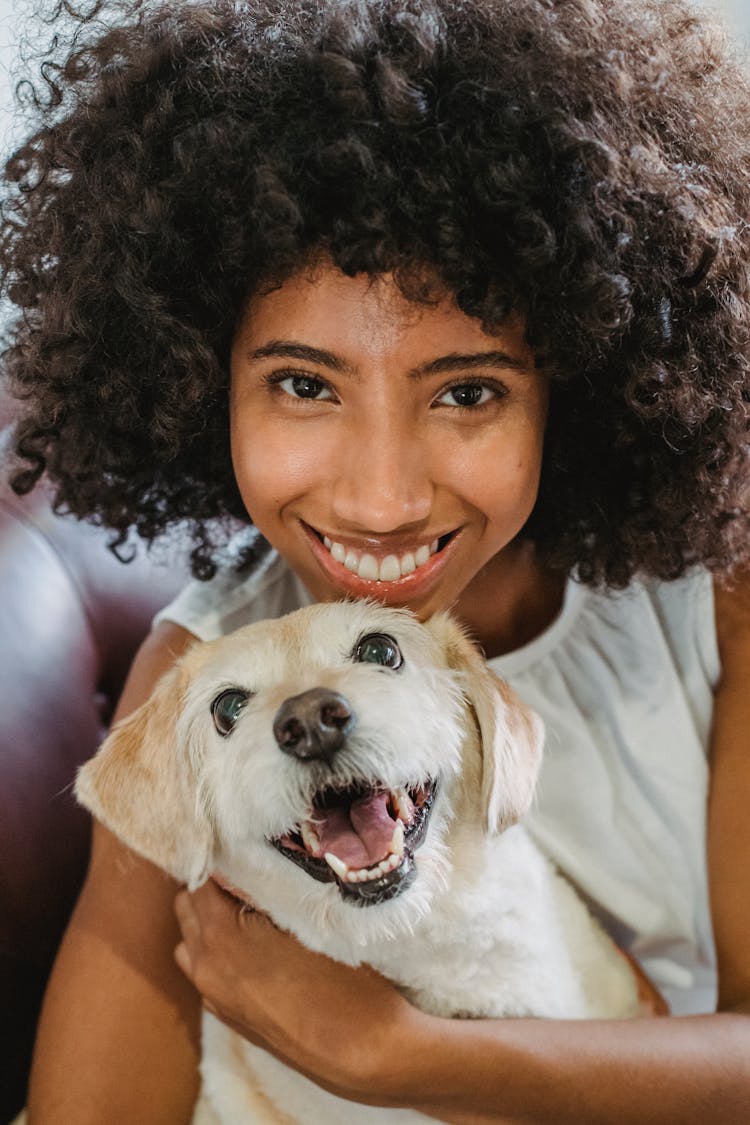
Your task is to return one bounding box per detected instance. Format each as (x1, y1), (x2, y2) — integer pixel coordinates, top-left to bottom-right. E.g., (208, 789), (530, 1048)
(322, 536), (440, 582)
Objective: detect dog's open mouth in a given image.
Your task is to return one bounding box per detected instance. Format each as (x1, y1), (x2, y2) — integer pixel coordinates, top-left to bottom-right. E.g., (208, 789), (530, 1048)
(271, 780), (436, 906)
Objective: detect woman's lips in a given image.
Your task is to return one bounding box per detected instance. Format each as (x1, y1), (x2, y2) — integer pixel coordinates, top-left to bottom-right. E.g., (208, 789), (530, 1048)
(302, 523), (459, 602)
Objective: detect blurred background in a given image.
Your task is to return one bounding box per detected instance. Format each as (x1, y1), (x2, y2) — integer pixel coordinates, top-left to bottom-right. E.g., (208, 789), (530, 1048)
(722, 0), (750, 37)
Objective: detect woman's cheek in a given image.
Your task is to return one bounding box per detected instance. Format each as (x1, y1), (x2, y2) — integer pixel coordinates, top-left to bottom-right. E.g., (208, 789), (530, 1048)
(231, 419), (329, 516)
(454, 423), (543, 523)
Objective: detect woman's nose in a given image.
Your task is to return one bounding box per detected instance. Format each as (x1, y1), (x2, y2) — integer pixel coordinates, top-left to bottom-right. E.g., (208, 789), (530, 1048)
(331, 419), (434, 532)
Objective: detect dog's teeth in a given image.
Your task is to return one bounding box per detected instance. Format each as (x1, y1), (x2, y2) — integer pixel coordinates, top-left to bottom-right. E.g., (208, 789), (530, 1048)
(301, 821), (321, 855)
(324, 852), (350, 880)
(324, 850), (404, 885)
(393, 788), (415, 824)
(379, 853), (400, 875)
(390, 819), (405, 857)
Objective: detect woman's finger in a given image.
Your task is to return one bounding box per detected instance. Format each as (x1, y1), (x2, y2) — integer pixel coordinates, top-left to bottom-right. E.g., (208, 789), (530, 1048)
(174, 887), (202, 938)
(174, 940), (193, 978)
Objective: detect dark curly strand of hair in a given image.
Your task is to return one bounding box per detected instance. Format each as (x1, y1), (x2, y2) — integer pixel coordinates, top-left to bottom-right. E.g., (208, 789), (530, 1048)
(2, 0), (750, 584)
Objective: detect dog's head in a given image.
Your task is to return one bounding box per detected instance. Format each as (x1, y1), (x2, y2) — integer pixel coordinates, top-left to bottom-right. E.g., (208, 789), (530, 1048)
(76, 601), (543, 942)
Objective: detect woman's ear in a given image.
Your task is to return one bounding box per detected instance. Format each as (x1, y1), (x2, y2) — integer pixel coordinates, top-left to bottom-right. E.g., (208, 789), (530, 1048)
(75, 654), (213, 889)
(426, 611), (544, 834)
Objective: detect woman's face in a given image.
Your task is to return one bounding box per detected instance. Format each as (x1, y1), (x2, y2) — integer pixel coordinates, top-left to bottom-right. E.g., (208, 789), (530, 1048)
(230, 264), (548, 622)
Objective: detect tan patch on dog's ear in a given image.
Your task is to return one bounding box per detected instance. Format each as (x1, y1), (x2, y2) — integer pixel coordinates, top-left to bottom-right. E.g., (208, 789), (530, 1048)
(75, 654), (213, 888)
(425, 612), (544, 834)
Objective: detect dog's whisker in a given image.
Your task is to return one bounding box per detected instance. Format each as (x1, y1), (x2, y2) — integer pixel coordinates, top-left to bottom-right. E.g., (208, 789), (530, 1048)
(54, 779), (78, 801)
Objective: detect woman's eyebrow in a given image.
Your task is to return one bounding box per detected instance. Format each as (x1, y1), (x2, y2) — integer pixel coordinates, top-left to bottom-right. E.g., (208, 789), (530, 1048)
(246, 341), (528, 378)
(247, 341), (355, 374)
(410, 351), (529, 378)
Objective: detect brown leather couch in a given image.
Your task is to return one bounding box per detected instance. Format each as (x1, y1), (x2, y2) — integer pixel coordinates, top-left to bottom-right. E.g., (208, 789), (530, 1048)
(0, 403), (189, 1121)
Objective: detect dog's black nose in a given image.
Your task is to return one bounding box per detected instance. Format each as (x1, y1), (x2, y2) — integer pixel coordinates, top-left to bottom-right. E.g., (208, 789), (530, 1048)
(273, 688), (355, 761)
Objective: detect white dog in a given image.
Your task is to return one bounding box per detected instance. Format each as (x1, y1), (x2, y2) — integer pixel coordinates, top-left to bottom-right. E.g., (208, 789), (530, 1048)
(76, 601), (641, 1124)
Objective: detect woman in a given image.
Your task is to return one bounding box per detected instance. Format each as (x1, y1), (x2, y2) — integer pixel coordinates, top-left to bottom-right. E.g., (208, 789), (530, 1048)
(3, 0), (749, 1120)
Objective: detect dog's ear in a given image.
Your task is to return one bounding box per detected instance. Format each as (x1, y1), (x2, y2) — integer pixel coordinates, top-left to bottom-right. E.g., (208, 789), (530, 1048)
(426, 612), (544, 834)
(75, 656), (213, 888)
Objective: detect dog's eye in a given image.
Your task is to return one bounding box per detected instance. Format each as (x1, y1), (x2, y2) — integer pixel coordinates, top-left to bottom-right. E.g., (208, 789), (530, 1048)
(352, 632), (403, 670)
(211, 689), (250, 736)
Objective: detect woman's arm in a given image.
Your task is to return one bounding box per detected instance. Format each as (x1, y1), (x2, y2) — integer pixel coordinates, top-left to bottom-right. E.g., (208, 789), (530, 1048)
(173, 578), (750, 1124)
(28, 622), (203, 1125)
(175, 884), (750, 1125)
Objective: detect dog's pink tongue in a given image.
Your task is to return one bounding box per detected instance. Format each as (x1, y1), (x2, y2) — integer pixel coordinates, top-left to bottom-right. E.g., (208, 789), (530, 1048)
(316, 792), (395, 869)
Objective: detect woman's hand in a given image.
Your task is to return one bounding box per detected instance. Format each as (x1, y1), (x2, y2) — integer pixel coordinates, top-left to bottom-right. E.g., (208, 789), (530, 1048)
(173, 879), (429, 1106)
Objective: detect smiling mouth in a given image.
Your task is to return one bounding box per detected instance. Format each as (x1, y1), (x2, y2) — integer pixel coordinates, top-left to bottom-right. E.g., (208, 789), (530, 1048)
(271, 780), (436, 906)
(311, 528), (457, 584)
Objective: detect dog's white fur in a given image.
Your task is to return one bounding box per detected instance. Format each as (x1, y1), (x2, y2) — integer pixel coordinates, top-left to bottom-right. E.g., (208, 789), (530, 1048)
(76, 601), (640, 1124)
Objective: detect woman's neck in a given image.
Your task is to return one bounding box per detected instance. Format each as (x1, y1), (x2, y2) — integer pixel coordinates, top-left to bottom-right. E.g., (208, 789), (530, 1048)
(455, 541), (566, 660)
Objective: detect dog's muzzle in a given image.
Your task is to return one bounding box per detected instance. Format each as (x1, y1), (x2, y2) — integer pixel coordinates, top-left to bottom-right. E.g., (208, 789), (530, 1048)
(269, 689), (437, 907)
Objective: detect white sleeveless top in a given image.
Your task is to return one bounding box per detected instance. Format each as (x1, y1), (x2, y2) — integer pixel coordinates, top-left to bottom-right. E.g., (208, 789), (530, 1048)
(154, 551), (719, 1016)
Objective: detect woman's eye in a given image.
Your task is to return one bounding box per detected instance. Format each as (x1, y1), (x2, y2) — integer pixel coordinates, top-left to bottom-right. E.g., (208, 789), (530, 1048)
(279, 374), (333, 400)
(436, 382), (499, 408)
(211, 689), (250, 736)
(352, 632), (404, 670)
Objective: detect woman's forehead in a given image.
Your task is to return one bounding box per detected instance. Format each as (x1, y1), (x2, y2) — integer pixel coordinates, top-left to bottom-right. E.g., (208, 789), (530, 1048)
(235, 262), (533, 371)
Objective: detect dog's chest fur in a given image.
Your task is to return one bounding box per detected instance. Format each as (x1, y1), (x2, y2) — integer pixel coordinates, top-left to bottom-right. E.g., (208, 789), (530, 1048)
(197, 825), (638, 1124)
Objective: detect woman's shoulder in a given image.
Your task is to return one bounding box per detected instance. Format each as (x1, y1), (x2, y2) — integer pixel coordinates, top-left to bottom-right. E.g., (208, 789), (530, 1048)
(572, 568), (719, 689)
(712, 569), (750, 681)
(113, 619), (198, 723)
(492, 566), (719, 690)
(152, 544), (310, 642)
(607, 568), (718, 674)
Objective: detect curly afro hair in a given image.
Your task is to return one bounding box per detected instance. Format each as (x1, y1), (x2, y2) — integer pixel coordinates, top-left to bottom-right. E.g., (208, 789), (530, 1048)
(2, 0), (750, 584)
